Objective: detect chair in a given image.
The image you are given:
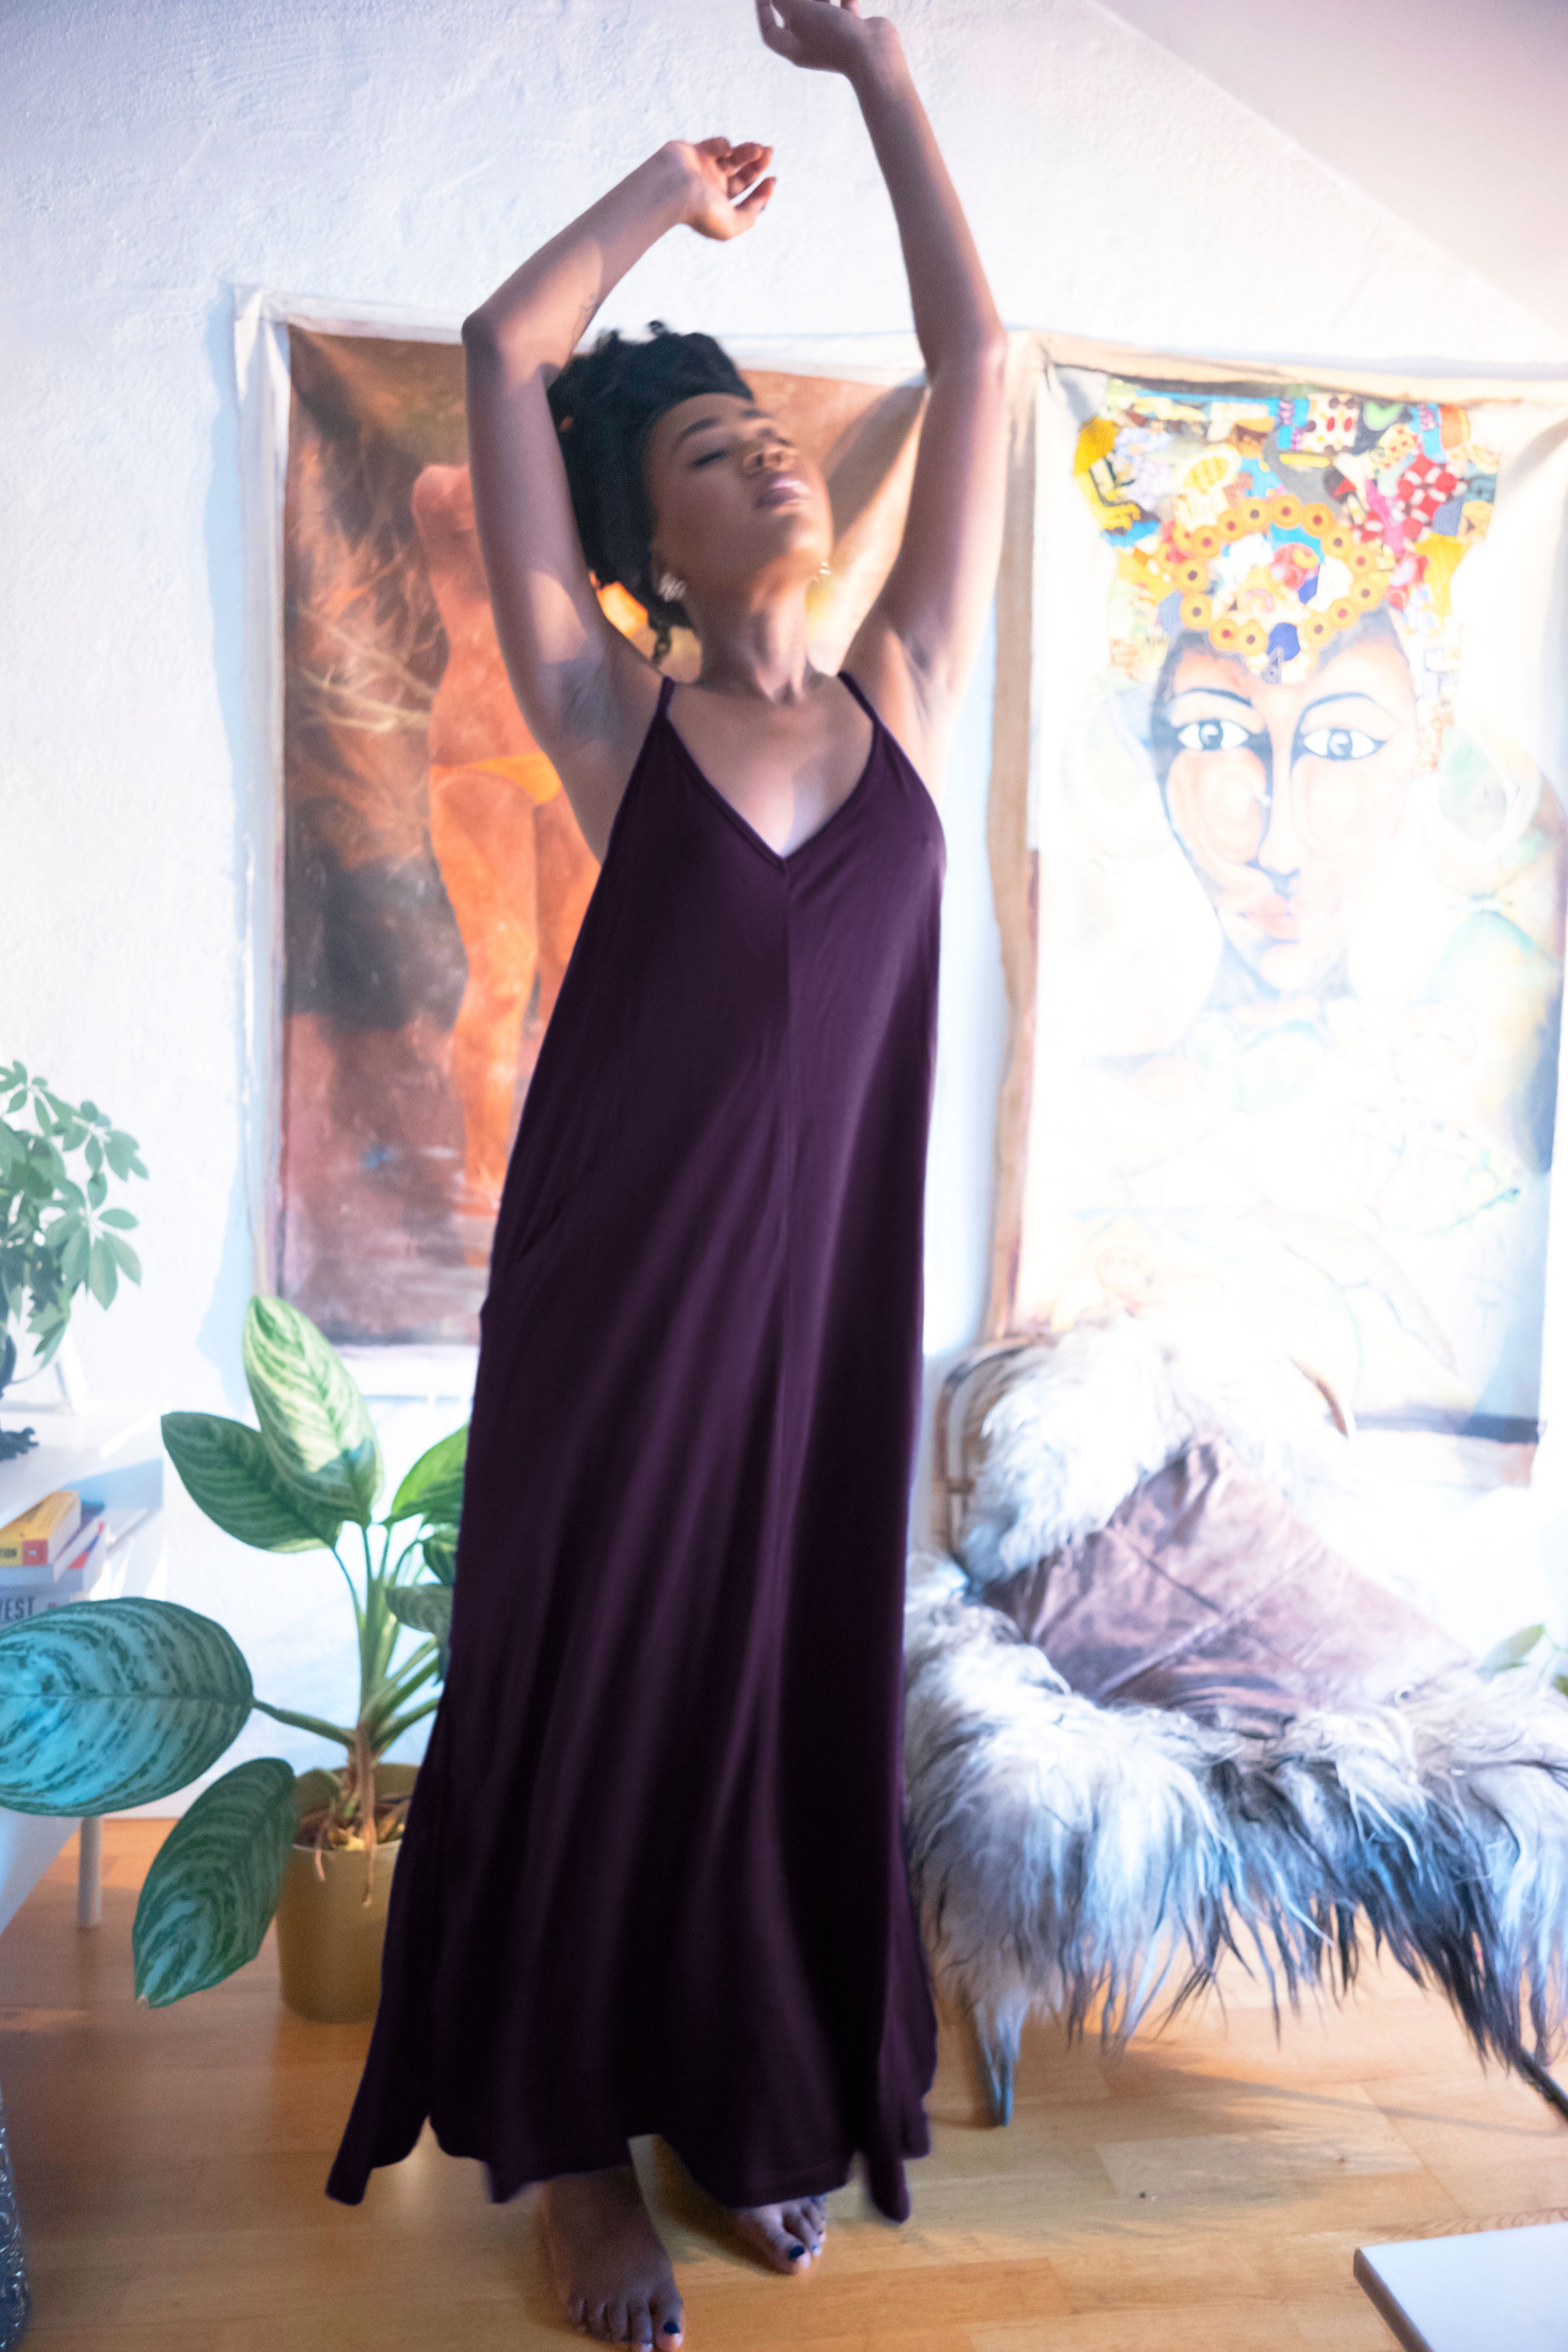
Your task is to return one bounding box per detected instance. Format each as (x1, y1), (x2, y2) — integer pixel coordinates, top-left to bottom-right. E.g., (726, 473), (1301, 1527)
(903, 1310), (1568, 2127)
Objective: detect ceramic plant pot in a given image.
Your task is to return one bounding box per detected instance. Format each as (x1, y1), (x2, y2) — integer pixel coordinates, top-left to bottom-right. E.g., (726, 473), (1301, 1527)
(274, 1763), (419, 2023)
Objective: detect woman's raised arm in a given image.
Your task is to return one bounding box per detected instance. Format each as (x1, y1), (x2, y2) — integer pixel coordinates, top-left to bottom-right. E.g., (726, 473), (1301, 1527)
(757, 1), (1008, 784)
(461, 140), (774, 857)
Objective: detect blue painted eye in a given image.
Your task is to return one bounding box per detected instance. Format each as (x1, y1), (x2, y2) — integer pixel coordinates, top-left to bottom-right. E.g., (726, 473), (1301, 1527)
(1301, 727), (1381, 760)
(1174, 717), (1254, 753)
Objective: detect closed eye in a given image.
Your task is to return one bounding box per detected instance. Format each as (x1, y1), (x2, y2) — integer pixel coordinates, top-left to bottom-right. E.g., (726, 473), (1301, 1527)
(689, 434), (795, 472)
(1174, 717), (1257, 753)
(1300, 727), (1384, 760)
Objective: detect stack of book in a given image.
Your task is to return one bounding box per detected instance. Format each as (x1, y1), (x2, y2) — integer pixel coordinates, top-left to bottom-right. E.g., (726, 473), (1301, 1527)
(0, 1488), (109, 1624)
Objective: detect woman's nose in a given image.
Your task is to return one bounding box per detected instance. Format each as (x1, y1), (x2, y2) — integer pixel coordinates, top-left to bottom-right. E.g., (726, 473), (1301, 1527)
(1257, 784), (1306, 882)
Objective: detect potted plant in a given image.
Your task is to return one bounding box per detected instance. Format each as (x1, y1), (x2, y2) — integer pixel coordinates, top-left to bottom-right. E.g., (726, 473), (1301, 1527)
(0, 1297), (460, 2023)
(0, 1061), (147, 1457)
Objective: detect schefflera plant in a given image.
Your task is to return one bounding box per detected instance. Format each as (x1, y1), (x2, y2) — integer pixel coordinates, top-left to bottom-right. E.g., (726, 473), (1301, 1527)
(0, 1300), (461, 2009)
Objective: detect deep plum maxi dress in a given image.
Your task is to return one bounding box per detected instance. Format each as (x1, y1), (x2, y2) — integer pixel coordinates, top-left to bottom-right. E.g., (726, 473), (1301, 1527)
(326, 669), (945, 2222)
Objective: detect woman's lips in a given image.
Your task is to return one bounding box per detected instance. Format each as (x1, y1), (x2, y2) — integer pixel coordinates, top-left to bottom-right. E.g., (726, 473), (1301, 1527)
(754, 475), (808, 508)
(1213, 877), (1302, 940)
(1239, 897), (1301, 940)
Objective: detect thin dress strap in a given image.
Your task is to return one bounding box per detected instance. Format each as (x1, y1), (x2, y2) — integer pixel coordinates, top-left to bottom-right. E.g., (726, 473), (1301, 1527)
(605, 673), (677, 865)
(836, 669), (882, 731)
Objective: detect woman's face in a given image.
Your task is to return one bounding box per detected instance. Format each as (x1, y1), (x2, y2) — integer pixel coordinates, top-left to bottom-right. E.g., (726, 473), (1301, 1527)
(642, 394), (833, 619)
(1156, 628), (1419, 994)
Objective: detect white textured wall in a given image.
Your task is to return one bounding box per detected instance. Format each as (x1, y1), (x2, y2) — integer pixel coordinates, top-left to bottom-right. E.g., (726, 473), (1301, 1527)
(6, 0), (1567, 1806)
(1102, 0), (1568, 345)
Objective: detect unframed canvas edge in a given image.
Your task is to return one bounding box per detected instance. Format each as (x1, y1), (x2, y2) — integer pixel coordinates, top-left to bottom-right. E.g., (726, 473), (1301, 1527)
(1000, 334), (1568, 1493)
(230, 290), (933, 1363)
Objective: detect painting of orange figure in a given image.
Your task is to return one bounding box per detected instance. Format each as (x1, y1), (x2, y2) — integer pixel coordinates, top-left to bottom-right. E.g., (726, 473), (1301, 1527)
(276, 327), (923, 1343)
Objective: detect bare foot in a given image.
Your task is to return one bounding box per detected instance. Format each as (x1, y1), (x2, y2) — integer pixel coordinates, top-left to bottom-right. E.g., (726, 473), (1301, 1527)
(730, 2193), (828, 2272)
(539, 2165), (685, 2346)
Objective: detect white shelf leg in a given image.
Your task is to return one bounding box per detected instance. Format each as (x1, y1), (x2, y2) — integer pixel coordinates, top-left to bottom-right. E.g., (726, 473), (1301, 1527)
(76, 1815), (102, 1929)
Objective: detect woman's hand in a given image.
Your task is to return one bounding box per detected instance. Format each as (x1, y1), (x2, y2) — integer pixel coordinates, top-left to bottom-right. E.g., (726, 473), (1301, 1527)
(755, 0), (897, 78)
(668, 137), (776, 240)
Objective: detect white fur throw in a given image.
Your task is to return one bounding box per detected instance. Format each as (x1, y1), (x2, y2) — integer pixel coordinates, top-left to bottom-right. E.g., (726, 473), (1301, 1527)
(905, 1308), (1568, 2108)
(904, 1571), (1568, 2090)
(959, 1307), (1348, 1586)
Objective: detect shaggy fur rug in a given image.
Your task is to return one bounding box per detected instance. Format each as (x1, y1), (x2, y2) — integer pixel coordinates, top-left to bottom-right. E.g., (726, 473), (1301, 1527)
(904, 1315), (1568, 2119)
(958, 1308), (1350, 1586)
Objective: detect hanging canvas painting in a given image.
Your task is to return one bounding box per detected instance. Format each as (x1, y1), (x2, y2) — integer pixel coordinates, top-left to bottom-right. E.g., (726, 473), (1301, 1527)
(241, 303), (925, 1345)
(991, 344), (1568, 1452)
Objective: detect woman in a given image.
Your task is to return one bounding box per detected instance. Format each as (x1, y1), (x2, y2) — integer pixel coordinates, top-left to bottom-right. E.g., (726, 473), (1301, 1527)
(326, 4), (1007, 2344)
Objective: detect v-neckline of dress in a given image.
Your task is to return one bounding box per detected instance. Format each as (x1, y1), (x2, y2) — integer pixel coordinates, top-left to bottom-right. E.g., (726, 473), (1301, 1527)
(661, 672), (879, 871)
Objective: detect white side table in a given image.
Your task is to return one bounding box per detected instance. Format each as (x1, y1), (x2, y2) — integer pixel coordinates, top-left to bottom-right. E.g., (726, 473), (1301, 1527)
(0, 1405), (167, 1935)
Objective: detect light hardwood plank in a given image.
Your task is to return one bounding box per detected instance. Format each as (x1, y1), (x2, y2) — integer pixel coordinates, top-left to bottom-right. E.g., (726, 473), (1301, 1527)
(4, 1821), (1565, 2349)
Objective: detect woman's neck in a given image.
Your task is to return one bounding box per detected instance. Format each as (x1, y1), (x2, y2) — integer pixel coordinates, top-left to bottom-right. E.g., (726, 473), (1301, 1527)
(682, 589), (825, 704)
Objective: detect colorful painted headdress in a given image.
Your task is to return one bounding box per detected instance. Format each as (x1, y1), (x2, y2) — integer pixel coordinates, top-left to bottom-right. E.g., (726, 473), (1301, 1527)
(1074, 383), (1499, 690)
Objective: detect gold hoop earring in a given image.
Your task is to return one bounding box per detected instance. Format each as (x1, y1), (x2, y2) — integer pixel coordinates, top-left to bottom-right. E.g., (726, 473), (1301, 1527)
(656, 570), (687, 603)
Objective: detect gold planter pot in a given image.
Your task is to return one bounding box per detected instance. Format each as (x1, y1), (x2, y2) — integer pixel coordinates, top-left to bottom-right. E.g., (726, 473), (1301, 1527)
(274, 1764), (420, 2023)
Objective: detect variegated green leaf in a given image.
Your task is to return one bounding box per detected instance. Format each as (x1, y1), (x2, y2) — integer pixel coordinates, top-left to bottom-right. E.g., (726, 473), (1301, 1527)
(419, 1527), (457, 1585)
(387, 1583), (453, 1677)
(0, 1598), (253, 1814)
(161, 1412), (339, 1551)
(1479, 1624), (1546, 1676)
(386, 1423), (468, 1527)
(132, 1757), (297, 2006)
(242, 1296), (382, 1526)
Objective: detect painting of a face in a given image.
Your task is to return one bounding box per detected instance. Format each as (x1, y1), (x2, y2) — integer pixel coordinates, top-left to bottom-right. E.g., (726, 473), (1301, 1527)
(1011, 371), (1568, 1445)
(1154, 620), (1419, 993)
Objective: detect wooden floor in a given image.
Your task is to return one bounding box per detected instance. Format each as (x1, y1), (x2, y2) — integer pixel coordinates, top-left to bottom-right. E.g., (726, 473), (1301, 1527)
(4, 1825), (1567, 2350)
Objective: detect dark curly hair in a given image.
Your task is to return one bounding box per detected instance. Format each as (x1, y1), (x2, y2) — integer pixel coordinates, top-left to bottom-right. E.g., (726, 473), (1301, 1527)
(547, 322), (754, 659)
